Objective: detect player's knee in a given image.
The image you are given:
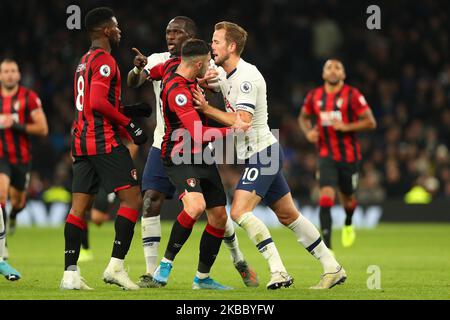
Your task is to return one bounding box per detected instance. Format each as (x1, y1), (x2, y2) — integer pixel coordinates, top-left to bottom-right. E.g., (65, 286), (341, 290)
(215, 213), (227, 229)
(184, 201), (206, 218)
(11, 198), (24, 210)
(207, 210), (227, 229)
(277, 211), (299, 226)
(68, 208), (85, 219)
(122, 191), (143, 211)
(320, 187), (335, 200)
(91, 216), (104, 226)
(230, 210), (244, 222)
(91, 209), (107, 226)
(142, 190), (164, 218)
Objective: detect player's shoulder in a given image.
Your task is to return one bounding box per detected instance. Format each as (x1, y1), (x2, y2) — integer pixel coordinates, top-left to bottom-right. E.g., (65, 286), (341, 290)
(236, 59), (263, 82)
(344, 84), (361, 95)
(90, 50), (116, 70)
(164, 56), (181, 68)
(167, 76), (191, 93)
(91, 48), (115, 63)
(309, 86), (324, 95)
(20, 86), (42, 108)
(19, 86), (36, 96)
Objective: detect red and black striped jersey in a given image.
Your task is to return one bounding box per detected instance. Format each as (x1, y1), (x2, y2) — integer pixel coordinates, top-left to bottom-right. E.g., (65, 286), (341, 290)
(0, 86), (42, 164)
(71, 47), (124, 156)
(302, 84), (370, 163)
(155, 58), (230, 163)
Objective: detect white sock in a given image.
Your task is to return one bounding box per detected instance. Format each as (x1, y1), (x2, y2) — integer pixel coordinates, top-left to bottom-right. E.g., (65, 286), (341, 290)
(108, 257), (124, 270)
(288, 215), (340, 273)
(223, 216), (245, 264)
(161, 257), (173, 264)
(236, 212), (286, 274)
(141, 216), (161, 275)
(0, 207), (4, 263)
(196, 271), (209, 280)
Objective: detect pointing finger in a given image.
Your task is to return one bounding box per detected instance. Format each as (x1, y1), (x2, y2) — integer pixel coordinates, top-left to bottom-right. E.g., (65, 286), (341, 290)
(132, 47), (144, 56)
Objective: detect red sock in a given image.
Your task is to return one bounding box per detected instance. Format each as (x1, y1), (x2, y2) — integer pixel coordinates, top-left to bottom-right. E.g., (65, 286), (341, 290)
(177, 210), (196, 229)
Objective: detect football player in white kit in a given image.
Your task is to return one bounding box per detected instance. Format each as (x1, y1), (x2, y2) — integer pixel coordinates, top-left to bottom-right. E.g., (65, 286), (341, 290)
(127, 17), (258, 288)
(193, 21), (346, 289)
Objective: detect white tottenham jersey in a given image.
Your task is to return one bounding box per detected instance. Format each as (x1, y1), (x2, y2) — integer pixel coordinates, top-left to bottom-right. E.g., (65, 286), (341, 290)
(143, 52), (171, 149)
(214, 58), (277, 159)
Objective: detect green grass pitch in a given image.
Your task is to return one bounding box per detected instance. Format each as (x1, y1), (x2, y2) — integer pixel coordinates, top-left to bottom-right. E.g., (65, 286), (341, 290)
(1, 222), (449, 300)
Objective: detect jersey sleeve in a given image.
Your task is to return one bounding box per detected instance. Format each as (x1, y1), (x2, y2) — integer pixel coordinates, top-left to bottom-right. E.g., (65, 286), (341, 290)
(302, 91), (315, 115)
(168, 88), (230, 143)
(143, 54), (165, 81)
(351, 88), (370, 116)
(235, 78), (258, 115)
(89, 54), (129, 127)
(90, 54), (117, 89)
(27, 90), (42, 112)
(145, 62), (164, 81)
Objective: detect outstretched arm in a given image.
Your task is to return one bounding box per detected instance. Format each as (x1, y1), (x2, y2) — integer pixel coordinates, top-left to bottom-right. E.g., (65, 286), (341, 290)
(192, 88), (240, 126)
(127, 47), (148, 88)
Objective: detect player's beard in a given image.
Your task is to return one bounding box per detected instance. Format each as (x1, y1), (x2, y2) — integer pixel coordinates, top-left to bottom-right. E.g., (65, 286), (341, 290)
(214, 53), (230, 67)
(110, 35), (120, 48)
(2, 82), (18, 91)
(198, 64), (208, 79)
(326, 78), (341, 86)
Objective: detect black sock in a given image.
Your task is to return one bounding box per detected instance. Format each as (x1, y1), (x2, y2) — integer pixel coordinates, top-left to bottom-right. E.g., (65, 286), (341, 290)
(164, 220), (193, 261)
(81, 226), (89, 250)
(1, 207), (7, 247)
(345, 207), (355, 226)
(198, 225), (224, 274)
(319, 206), (332, 249)
(64, 223), (83, 270)
(111, 215), (135, 260)
(10, 207), (23, 221)
(1, 208), (6, 227)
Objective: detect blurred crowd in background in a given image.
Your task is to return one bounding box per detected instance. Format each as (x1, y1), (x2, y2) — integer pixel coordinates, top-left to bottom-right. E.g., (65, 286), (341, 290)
(0, 0), (448, 206)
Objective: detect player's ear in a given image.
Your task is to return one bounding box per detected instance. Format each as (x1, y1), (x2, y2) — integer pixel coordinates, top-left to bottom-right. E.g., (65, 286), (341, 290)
(229, 42), (236, 53)
(103, 26), (111, 38)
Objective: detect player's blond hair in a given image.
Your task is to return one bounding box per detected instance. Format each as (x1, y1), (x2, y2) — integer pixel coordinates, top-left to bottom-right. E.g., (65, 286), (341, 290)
(214, 21), (248, 56)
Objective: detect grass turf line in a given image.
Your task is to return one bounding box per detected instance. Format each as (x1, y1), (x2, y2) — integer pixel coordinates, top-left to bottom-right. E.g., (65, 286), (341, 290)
(1, 223), (449, 300)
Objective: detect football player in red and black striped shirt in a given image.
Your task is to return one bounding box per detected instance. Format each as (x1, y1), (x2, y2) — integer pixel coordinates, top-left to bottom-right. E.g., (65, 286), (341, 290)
(0, 60), (49, 232)
(61, 7), (149, 291)
(299, 59), (376, 250)
(150, 39), (251, 289)
(0, 58), (47, 280)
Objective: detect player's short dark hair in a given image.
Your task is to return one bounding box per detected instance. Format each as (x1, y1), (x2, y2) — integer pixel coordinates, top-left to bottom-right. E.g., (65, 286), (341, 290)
(85, 7), (115, 33)
(181, 39), (210, 58)
(173, 16), (197, 37)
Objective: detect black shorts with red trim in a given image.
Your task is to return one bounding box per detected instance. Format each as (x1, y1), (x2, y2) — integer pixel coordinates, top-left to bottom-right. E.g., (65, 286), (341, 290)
(72, 145), (139, 195)
(0, 158), (31, 191)
(317, 156), (360, 196)
(163, 162), (226, 209)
